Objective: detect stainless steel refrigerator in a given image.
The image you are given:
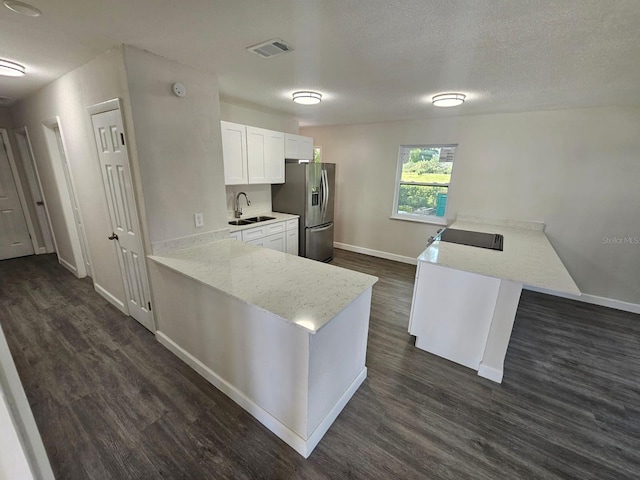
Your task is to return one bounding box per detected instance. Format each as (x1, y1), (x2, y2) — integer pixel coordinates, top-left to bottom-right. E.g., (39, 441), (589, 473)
(272, 162), (335, 262)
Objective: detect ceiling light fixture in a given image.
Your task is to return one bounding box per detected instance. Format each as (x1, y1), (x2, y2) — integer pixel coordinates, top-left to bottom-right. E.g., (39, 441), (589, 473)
(3, 0), (42, 16)
(292, 91), (322, 105)
(0, 59), (26, 77)
(432, 93), (466, 107)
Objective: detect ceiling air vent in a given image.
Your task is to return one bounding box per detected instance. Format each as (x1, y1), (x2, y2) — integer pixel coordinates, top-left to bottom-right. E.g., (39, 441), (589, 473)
(246, 38), (294, 58)
(0, 96), (16, 106)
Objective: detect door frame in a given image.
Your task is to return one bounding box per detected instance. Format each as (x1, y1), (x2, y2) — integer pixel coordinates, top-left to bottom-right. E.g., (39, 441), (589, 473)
(13, 126), (56, 254)
(87, 97), (156, 332)
(41, 117), (91, 278)
(0, 128), (40, 254)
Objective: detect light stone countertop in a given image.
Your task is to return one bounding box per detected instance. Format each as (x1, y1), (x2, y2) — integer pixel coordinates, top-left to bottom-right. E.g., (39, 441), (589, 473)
(228, 212), (300, 233)
(148, 239), (378, 334)
(419, 220), (580, 295)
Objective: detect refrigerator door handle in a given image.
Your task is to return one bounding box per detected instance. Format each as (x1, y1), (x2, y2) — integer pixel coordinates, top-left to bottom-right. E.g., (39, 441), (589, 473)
(319, 169), (326, 215)
(322, 169), (329, 218)
(309, 223), (333, 233)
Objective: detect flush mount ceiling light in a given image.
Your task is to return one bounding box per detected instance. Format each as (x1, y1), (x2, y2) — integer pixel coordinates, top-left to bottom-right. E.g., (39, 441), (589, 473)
(0, 59), (26, 77)
(432, 93), (466, 107)
(3, 0), (42, 16)
(292, 91), (322, 105)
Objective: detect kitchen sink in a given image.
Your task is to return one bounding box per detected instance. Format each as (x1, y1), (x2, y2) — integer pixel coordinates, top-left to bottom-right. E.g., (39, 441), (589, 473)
(244, 216), (275, 222)
(228, 219), (254, 226)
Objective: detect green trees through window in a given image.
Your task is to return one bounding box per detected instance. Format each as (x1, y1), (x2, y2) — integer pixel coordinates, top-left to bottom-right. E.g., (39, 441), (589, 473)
(395, 145), (455, 217)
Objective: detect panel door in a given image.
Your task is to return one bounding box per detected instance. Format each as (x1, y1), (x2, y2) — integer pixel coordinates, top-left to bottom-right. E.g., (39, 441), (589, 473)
(265, 130), (285, 183)
(247, 232), (286, 252)
(221, 121), (248, 185)
(246, 126), (267, 184)
(286, 229), (298, 256)
(90, 107), (153, 331)
(284, 134), (300, 159)
(263, 232), (286, 252)
(299, 136), (314, 161)
(0, 136), (33, 260)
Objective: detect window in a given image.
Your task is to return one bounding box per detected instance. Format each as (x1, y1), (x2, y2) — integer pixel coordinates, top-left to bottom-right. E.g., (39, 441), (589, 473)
(392, 144), (457, 223)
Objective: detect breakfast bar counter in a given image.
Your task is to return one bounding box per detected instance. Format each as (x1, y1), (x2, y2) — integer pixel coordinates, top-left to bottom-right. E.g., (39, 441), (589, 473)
(148, 238), (377, 457)
(409, 216), (579, 383)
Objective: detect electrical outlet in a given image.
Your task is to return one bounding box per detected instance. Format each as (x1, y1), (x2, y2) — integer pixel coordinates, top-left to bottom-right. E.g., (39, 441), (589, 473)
(194, 213), (204, 228)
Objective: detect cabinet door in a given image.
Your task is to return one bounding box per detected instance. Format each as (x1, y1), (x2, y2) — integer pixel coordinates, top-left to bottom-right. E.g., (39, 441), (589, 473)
(247, 127), (284, 184)
(229, 231), (242, 241)
(298, 136), (314, 161)
(284, 134), (299, 159)
(221, 121), (248, 185)
(247, 231), (286, 252)
(286, 229), (299, 256)
(264, 130), (285, 183)
(284, 134), (314, 161)
(246, 126), (267, 184)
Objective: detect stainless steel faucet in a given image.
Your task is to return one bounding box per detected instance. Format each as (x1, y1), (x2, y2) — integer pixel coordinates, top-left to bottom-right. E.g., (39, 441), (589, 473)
(234, 192), (250, 218)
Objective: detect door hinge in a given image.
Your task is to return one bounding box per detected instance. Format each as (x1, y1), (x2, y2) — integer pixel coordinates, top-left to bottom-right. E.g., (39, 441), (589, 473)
(148, 302), (151, 311)
(120, 133), (125, 145)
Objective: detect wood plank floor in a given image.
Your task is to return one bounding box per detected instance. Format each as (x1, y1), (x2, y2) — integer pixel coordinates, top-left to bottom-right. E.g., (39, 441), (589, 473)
(1, 251), (639, 479)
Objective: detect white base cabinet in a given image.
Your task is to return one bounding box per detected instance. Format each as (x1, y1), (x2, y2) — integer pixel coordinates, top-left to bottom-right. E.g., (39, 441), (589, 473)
(230, 217), (299, 255)
(409, 260), (523, 384)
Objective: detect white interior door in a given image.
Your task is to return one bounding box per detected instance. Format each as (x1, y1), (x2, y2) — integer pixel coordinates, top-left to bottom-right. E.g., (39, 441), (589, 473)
(0, 135), (34, 260)
(54, 126), (92, 275)
(90, 104), (153, 331)
(15, 128), (55, 254)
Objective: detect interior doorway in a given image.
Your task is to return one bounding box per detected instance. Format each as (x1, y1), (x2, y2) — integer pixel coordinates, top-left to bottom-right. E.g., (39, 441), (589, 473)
(0, 129), (34, 260)
(42, 119), (92, 278)
(14, 127), (56, 254)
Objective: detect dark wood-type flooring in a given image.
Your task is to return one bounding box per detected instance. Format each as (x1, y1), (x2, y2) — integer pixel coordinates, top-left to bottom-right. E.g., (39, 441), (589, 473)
(1, 251), (639, 479)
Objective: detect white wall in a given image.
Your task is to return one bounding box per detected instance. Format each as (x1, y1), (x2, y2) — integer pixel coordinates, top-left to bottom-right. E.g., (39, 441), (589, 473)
(124, 46), (228, 243)
(302, 107), (640, 305)
(10, 47), (130, 303)
(220, 100), (299, 134)
(220, 99), (300, 216)
(0, 107), (11, 127)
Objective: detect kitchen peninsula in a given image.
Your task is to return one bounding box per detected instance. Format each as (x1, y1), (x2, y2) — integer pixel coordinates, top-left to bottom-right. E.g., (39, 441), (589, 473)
(409, 216), (580, 383)
(148, 238), (378, 458)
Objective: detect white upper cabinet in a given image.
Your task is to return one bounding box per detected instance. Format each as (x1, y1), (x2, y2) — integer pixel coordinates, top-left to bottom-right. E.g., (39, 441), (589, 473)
(221, 121), (248, 185)
(221, 121), (286, 185)
(246, 126), (285, 184)
(284, 133), (314, 161)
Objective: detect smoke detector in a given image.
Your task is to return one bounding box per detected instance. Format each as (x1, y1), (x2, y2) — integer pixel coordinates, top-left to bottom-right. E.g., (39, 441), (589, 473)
(246, 39), (294, 59)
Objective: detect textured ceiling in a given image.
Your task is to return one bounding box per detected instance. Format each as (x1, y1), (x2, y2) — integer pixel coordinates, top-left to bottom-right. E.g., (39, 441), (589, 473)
(1, 0), (639, 126)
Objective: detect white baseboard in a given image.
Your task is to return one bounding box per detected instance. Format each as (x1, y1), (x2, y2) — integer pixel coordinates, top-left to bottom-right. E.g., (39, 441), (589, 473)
(334, 242), (640, 316)
(477, 363), (503, 383)
(58, 257), (77, 275)
(334, 242), (418, 265)
(94, 283), (127, 314)
(524, 285), (640, 315)
(156, 331), (366, 458)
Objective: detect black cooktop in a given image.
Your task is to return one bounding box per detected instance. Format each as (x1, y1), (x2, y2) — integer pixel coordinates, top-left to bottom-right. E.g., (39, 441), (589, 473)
(437, 228), (504, 251)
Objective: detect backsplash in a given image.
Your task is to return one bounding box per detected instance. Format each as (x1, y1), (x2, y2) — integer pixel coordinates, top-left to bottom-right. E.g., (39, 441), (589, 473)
(226, 184), (273, 218)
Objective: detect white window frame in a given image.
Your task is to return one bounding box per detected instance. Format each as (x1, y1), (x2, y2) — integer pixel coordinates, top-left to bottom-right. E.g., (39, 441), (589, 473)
(390, 144), (457, 225)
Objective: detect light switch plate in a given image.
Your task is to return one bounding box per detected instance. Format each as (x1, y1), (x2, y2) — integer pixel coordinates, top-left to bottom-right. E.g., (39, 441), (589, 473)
(194, 213), (204, 228)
